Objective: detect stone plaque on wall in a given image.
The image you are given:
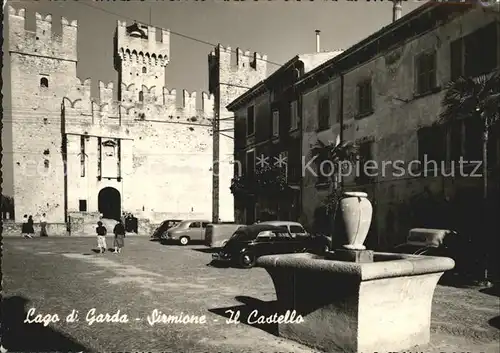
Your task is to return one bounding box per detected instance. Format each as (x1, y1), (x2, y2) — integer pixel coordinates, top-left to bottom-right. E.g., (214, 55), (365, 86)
(101, 139), (119, 178)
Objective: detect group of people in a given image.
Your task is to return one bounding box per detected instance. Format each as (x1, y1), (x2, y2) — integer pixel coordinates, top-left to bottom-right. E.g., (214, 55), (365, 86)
(19, 212), (126, 254)
(122, 212), (138, 233)
(96, 219), (126, 254)
(21, 213), (48, 238)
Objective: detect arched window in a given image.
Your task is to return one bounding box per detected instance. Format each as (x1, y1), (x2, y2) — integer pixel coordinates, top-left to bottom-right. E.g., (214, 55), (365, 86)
(40, 77), (49, 88)
(142, 66), (147, 73)
(138, 91), (144, 102)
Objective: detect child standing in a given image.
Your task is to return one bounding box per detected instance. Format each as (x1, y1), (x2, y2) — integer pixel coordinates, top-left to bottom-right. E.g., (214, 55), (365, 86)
(96, 221), (107, 253)
(113, 220), (126, 254)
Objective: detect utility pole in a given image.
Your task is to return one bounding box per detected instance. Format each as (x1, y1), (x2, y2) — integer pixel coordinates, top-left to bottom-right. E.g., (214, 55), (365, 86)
(212, 85), (220, 223)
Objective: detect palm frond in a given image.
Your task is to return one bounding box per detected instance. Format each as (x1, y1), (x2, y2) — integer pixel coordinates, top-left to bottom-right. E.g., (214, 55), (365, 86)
(311, 139), (359, 162)
(440, 69), (500, 125)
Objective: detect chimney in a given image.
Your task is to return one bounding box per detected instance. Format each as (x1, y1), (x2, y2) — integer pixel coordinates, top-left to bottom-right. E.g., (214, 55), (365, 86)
(315, 30), (321, 53)
(392, 0), (402, 22)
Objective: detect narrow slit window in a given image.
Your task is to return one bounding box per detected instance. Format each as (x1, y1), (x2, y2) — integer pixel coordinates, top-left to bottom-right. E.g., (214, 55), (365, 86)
(80, 136), (86, 177)
(117, 139), (122, 179)
(97, 137), (102, 178)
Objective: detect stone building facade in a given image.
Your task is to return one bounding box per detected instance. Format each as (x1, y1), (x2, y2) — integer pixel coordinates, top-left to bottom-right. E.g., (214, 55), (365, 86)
(228, 2), (499, 253)
(6, 6), (267, 234)
(227, 52), (342, 224)
(298, 2), (500, 249)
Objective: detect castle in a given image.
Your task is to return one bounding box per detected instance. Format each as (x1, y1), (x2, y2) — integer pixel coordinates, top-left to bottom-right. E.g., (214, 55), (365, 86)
(6, 6), (267, 234)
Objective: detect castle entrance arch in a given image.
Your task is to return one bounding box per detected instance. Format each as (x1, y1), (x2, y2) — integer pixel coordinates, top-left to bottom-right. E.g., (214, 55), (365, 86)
(98, 187), (121, 221)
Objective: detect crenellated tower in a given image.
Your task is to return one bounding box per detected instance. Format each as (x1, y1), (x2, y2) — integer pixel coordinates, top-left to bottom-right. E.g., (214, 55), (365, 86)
(7, 6), (78, 223)
(115, 21), (170, 103)
(208, 44), (268, 222)
(209, 45), (267, 109)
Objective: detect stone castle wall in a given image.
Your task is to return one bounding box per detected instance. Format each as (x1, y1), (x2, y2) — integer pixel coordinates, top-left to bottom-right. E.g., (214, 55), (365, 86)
(7, 6), (268, 228)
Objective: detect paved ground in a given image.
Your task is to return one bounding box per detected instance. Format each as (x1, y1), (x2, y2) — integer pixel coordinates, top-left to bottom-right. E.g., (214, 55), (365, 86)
(2, 236), (499, 353)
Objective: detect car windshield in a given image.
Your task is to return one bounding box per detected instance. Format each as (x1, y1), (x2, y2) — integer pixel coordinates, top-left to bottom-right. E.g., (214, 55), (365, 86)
(175, 221), (190, 228)
(230, 230), (256, 242)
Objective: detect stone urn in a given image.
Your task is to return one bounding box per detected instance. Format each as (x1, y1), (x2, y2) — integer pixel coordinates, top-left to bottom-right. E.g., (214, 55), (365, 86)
(337, 191), (373, 250)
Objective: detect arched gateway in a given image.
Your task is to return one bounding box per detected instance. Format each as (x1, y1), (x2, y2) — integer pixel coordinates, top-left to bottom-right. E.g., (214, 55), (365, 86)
(98, 187), (121, 220)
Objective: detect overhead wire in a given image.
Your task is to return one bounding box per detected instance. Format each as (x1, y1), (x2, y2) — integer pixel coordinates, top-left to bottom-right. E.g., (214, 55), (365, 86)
(73, 1), (283, 67)
(4, 1), (288, 137)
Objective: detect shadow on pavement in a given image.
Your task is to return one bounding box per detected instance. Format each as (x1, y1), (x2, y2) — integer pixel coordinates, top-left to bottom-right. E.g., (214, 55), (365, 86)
(488, 315), (500, 330)
(206, 261), (230, 268)
(1, 296), (91, 352)
(208, 295), (279, 336)
(159, 240), (206, 246)
(192, 248), (219, 254)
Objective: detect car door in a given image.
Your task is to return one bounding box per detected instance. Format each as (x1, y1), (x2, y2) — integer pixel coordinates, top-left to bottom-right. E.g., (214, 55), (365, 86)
(188, 221), (201, 240)
(253, 230), (276, 257)
(200, 222), (210, 241)
(289, 225), (309, 251)
(275, 229), (295, 254)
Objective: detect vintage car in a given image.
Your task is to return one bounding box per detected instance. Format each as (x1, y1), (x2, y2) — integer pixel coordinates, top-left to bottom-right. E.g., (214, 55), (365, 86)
(392, 228), (460, 255)
(211, 223), (315, 268)
(161, 219), (211, 245)
(151, 219), (182, 240)
(391, 228), (467, 276)
(255, 221), (308, 236)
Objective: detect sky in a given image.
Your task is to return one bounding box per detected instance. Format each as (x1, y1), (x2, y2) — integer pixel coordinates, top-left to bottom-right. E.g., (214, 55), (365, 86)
(1, 0), (424, 195)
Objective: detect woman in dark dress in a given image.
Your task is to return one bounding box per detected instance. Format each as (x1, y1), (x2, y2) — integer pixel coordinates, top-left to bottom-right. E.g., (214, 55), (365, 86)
(27, 215), (35, 237)
(113, 220), (126, 254)
(21, 214), (30, 238)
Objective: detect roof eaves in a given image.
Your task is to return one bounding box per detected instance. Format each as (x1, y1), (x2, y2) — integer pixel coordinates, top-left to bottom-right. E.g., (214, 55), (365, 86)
(295, 1), (442, 87)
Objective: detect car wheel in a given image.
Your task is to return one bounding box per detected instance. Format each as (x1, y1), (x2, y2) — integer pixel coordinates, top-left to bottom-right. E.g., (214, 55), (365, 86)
(179, 237), (189, 246)
(239, 252), (256, 268)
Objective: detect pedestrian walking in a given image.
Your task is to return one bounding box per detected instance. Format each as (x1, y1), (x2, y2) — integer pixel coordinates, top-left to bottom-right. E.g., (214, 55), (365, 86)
(21, 214), (31, 238)
(26, 215), (35, 238)
(96, 221), (107, 253)
(113, 220), (126, 254)
(39, 213), (48, 237)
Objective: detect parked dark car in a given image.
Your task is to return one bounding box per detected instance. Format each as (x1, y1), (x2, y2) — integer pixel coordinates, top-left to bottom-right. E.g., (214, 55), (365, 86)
(211, 223), (315, 268)
(151, 219), (182, 240)
(391, 228), (467, 276)
(204, 223), (245, 248)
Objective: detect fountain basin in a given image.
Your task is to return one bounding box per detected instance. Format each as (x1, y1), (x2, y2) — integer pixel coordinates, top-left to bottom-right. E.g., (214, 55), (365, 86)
(256, 252), (455, 353)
